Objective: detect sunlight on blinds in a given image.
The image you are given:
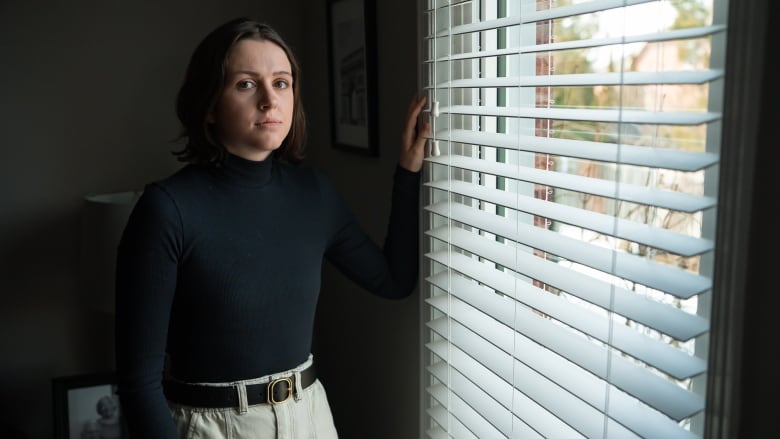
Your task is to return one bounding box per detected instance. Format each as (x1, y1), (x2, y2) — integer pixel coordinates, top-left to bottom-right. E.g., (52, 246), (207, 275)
(420, 0), (725, 438)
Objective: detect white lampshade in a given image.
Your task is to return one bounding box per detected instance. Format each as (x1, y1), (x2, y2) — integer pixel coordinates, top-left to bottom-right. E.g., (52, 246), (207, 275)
(79, 191), (141, 313)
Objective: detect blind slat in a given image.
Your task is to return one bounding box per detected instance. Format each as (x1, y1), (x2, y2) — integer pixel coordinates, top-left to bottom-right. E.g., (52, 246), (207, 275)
(427, 309), (700, 436)
(431, 69), (724, 89)
(426, 289), (705, 424)
(428, 330), (608, 439)
(426, 156), (716, 213)
(426, 190), (713, 257)
(426, 225), (709, 341)
(439, 105), (720, 126)
(427, 380), (507, 438)
(427, 361), (515, 436)
(426, 25), (726, 59)
(434, 129), (719, 172)
(426, 225), (709, 342)
(426, 253), (707, 382)
(427, 340), (515, 411)
(426, 404), (478, 439)
(431, 0), (657, 36)
(429, 356), (575, 438)
(423, 218), (709, 340)
(425, 198), (711, 297)
(425, 426), (449, 439)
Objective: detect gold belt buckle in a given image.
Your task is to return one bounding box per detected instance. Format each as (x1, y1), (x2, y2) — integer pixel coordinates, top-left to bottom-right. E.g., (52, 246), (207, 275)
(266, 377), (293, 405)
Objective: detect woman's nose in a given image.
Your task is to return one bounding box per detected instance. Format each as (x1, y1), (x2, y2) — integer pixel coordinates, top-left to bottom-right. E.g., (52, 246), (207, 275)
(257, 84), (278, 110)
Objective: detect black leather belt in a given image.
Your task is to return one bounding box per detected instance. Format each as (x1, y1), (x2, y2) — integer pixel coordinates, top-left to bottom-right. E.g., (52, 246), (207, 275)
(163, 364), (316, 407)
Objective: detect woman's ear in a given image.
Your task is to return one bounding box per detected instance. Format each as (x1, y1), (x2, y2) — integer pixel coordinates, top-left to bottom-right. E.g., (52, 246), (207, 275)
(206, 110), (216, 124)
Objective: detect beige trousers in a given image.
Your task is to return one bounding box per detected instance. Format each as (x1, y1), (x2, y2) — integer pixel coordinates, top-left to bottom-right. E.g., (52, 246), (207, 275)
(168, 356), (338, 439)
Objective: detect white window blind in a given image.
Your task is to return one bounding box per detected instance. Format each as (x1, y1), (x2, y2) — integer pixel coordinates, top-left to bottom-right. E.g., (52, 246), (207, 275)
(420, 1), (726, 438)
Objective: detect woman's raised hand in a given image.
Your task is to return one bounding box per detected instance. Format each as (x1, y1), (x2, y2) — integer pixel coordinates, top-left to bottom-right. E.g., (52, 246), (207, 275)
(399, 95), (430, 173)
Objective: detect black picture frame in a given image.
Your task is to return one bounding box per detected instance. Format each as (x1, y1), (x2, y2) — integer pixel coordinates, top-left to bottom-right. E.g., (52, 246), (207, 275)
(326, 0), (379, 156)
(52, 372), (125, 439)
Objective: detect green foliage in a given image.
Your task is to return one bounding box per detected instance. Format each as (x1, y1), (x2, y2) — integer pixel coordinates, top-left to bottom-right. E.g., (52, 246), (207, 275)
(670, 0), (712, 65)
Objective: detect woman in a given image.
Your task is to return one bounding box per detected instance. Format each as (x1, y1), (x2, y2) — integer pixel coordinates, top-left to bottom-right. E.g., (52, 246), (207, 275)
(115, 17), (428, 438)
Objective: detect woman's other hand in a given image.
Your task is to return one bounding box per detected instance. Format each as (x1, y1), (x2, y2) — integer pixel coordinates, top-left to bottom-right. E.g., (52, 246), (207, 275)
(399, 95), (430, 173)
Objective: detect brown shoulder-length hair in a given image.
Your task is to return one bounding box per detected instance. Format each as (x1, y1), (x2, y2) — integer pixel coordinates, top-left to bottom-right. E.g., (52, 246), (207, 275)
(173, 18), (306, 164)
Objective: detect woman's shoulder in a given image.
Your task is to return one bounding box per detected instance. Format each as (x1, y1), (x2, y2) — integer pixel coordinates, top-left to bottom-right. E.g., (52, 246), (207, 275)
(133, 164), (203, 207)
(156, 163), (204, 185)
(141, 163), (215, 198)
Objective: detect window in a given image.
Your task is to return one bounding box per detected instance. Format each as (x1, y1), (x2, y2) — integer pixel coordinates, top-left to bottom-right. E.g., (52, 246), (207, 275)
(420, 0), (725, 438)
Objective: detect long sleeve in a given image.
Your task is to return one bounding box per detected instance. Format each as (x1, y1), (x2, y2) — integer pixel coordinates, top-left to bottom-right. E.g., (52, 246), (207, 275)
(324, 165), (421, 299)
(383, 165), (422, 295)
(114, 185), (181, 438)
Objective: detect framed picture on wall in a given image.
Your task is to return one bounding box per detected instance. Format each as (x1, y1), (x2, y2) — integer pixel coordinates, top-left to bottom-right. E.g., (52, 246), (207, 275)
(52, 373), (124, 438)
(326, 0), (379, 156)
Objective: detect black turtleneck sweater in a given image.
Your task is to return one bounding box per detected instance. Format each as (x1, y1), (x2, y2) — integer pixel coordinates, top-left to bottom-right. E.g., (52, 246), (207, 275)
(115, 153), (420, 437)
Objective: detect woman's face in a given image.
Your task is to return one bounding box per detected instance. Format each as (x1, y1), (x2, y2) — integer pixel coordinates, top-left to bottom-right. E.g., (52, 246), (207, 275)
(210, 38), (294, 161)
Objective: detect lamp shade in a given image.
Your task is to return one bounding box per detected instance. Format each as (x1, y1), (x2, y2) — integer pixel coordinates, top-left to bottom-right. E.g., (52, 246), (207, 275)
(79, 191), (141, 313)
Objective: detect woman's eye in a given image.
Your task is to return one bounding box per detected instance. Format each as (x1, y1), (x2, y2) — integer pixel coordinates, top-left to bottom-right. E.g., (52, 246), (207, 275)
(274, 80), (290, 89)
(237, 80), (256, 89)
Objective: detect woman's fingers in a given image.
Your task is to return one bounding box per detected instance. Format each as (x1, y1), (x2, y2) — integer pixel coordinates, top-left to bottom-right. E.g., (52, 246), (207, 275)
(403, 95), (427, 149)
(400, 94), (429, 172)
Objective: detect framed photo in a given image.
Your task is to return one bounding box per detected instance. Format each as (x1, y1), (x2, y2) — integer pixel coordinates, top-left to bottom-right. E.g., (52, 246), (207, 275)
(326, 0), (379, 156)
(52, 372), (124, 439)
